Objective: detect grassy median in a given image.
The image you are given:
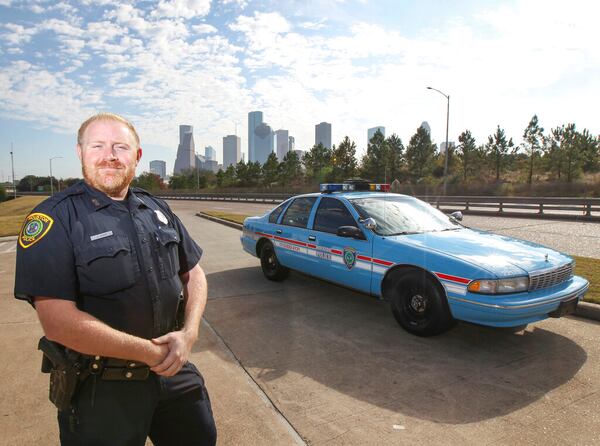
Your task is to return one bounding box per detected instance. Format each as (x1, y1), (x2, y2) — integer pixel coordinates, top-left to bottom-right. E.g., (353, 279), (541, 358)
(0, 196), (46, 237)
(202, 210), (600, 305)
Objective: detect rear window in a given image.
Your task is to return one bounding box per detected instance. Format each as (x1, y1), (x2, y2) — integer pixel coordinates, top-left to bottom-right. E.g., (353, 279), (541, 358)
(268, 200), (289, 223)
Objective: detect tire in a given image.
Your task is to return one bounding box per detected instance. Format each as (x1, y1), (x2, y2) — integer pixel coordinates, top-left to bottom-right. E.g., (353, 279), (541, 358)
(390, 270), (455, 337)
(260, 242), (289, 281)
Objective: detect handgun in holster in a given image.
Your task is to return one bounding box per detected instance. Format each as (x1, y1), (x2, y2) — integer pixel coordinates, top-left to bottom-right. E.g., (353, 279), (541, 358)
(38, 336), (83, 411)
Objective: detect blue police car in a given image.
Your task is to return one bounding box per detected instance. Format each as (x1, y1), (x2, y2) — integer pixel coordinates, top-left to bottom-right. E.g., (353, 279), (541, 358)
(240, 181), (590, 336)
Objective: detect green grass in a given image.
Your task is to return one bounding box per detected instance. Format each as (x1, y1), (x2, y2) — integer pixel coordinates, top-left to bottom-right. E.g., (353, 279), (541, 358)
(0, 196), (46, 237)
(202, 210), (599, 304)
(574, 256), (600, 304)
(202, 211), (247, 225)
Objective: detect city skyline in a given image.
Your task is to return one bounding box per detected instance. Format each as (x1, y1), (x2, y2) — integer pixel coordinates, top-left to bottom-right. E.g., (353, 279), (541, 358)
(1, 1), (598, 180)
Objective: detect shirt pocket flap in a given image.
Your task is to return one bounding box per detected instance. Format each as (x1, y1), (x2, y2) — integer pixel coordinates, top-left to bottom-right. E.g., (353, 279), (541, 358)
(79, 238), (131, 265)
(155, 227), (179, 246)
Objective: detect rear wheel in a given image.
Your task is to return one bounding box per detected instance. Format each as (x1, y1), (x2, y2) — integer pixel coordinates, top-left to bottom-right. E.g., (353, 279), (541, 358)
(390, 270), (455, 337)
(260, 242), (289, 281)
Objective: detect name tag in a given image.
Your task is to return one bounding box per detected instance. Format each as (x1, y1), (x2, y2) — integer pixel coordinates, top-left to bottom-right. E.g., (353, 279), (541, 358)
(90, 231), (114, 241)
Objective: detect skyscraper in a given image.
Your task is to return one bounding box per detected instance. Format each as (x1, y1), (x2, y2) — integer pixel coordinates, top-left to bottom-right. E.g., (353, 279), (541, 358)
(368, 126), (386, 145)
(254, 122), (274, 164)
(289, 136), (295, 151)
(149, 160), (166, 180)
(248, 111), (262, 163)
(205, 145), (216, 161)
(315, 122), (332, 149)
(223, 135), (241, 168)
(420, 121), (431, 134)
(275, 129), (289, 161)
(173, 125), (196, 174)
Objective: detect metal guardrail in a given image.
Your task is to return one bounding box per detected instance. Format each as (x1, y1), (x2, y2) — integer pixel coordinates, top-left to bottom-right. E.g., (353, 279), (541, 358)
(15, 191), (600, 221)
(156, 192), (600, 221)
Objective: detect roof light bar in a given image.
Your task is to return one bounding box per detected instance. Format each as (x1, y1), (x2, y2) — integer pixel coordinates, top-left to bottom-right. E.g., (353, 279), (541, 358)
(319, 183), (391, 193)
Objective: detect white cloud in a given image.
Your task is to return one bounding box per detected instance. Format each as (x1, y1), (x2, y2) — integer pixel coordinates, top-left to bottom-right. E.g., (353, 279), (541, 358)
(30, 4), (45, 13)
(299, 21), (326, 30)
(192, 23), (218, 34)
(0, 0), (12, 6)
(220, 0), (248, 9)
(151, 0), (211, 19)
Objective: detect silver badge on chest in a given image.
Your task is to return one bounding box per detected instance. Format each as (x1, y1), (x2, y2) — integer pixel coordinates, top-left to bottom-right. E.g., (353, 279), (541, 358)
(154, 209), (169, 225)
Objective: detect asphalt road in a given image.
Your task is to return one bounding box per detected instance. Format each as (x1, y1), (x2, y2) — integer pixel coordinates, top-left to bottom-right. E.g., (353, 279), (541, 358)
(1, 201), (599, 445)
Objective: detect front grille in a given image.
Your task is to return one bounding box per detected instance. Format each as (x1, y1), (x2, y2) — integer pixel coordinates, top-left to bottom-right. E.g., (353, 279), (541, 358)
(529, 263), (574, 291)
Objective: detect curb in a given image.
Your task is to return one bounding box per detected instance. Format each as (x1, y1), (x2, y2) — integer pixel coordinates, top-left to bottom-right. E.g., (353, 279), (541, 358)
(0, 236), (18, 242)
(574, 301), (600, 322)
(196, 212), (244, 231)
(195, 212), (600, 324)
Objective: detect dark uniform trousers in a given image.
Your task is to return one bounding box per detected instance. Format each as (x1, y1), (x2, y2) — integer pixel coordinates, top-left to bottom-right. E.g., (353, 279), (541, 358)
(58, 362), (217, 446)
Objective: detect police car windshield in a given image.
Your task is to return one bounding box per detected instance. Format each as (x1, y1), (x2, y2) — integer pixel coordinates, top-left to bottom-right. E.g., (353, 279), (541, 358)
(349, 195), (460, 236)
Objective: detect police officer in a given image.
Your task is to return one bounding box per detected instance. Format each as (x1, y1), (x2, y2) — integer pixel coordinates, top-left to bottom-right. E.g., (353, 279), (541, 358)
(14, 113), (217, 445)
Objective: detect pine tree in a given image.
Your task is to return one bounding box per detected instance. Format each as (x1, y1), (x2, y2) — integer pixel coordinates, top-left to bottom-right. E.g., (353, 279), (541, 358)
(485, 126), (513, 181)
(331, 136), (357, 181)
(262, 153), (279, 187)
(523, 115), (545, 184)
(303, 143), (332, 181)
(457, 130), (478, 181)
(279, 151), (303, 186)
(405, 126), (435, 180)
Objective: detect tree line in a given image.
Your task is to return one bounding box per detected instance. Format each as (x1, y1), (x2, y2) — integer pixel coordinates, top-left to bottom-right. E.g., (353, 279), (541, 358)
(8, 115), (598, 199)
(168, 114), (598, 190)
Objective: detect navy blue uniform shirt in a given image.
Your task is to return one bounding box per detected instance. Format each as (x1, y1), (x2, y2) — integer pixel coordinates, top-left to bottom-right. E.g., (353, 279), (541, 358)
(14, 181), (202, 340)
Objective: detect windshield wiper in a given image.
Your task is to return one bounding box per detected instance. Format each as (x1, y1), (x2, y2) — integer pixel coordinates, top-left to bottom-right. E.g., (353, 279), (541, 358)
(388, 231), (420, 236)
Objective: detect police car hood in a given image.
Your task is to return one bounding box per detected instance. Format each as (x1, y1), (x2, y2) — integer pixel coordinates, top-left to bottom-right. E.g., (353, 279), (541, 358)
(388, 228), (571, 277)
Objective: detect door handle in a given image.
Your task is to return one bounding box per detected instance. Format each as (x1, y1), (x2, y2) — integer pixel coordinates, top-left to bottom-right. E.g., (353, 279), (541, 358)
(276, 229), (282, 234)
(308, 235), (316, 241)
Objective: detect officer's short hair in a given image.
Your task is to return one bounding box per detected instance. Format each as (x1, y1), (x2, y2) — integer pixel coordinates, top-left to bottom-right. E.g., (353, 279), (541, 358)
(78, 113), (140, 148)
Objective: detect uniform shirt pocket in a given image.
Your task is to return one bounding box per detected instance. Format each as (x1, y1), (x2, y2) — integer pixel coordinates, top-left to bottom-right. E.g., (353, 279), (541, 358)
(76, 235), (137, 296)
(154, 226), (180, 279)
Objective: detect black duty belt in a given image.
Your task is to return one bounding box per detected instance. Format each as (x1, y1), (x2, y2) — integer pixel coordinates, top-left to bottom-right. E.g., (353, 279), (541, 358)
(83, 355), (151, 381)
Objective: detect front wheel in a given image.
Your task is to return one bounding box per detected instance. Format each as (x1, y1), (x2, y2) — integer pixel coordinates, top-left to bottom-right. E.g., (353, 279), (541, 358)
(260, 242), (289, 281)
(390, 270), (455, 337)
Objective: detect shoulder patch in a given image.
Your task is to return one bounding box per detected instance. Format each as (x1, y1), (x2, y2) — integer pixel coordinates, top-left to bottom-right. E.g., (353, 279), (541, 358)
(19, 213), (54, 249)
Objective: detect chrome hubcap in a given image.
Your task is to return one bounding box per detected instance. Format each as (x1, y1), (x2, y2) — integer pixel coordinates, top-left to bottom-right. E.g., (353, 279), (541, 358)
(410, 294), (427, 313)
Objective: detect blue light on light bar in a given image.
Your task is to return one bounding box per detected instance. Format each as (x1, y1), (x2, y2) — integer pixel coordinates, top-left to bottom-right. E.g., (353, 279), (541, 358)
(320, 183), (356, 193)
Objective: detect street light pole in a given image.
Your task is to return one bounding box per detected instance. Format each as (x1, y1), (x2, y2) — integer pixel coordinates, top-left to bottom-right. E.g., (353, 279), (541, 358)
(427, 86), (450, 196)
(10, 143), (16, 199)
(49, 156), (63, 196)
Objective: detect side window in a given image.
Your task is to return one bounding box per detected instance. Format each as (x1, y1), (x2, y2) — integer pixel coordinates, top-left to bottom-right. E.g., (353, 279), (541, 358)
(268, 200), (288, 224)
(281, 197), (317, 228)
(313, 197), (357, 234)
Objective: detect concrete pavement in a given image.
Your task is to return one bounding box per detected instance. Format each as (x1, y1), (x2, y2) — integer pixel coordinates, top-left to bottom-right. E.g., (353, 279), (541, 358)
(1, 200), (599, 445)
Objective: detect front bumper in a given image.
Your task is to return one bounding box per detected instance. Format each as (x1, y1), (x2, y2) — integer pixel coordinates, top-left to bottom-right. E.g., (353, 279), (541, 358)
(447, 276), (590, 327)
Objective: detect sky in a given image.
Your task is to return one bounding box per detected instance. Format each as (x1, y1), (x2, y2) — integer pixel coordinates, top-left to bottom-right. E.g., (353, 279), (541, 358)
(0, 0), (599, 181)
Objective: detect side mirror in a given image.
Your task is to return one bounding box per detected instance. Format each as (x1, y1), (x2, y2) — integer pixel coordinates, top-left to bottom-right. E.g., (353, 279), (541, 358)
(337, 226), (366, 240)
(450, 211), (463, 222)
(359, 217), (377, 230)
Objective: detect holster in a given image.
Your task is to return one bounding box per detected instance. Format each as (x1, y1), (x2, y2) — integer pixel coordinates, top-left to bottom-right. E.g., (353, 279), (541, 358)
(38, 337), (85, 411)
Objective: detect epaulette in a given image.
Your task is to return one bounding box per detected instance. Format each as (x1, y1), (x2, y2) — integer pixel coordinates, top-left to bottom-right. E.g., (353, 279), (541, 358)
(130, 186), (153, 196)
(40, 182), (86, 211)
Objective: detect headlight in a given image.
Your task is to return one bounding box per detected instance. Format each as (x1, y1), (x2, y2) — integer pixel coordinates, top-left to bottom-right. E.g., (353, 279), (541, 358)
(468, 277), (529, 294)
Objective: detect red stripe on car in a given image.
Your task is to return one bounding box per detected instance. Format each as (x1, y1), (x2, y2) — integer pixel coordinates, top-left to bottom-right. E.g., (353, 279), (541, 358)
(256, 232), (273, 238)
(274, 236), (307, 247)
(434, 272), (470, 284)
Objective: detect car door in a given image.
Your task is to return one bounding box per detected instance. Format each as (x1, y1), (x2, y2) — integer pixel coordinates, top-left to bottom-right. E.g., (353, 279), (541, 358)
(275, 196), (319, 271)
(308, 196), (372, 293)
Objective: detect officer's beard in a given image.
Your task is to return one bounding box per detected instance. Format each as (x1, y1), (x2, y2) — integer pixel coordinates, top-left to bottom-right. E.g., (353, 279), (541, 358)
(82, 161), (136, 199)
